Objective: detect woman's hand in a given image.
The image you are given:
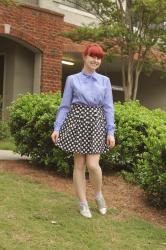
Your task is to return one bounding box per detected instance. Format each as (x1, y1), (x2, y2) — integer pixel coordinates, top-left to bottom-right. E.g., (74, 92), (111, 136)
(106, 135), (115, 149)
(51, 131), (59, 144)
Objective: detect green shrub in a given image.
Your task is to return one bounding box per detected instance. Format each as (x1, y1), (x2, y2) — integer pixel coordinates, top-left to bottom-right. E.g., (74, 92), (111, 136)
(9, 92), (73, 175)
(9, 94), (166, 207)
(0, 95), (11, 139)
(0, 121), (11, 140)
(135, 124), (166, 207)
(120, 170), (137, 185)
(100, 101), (149, 173)
(103, 101), (166, 207)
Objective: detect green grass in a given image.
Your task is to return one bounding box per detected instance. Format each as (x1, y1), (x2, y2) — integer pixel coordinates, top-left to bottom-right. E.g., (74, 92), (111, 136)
(0, 138), (15, 150)
(0, 170), (165, 250)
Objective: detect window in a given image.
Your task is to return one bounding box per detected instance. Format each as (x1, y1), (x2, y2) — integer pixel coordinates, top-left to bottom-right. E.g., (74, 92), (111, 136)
(58, 0), (88, 11)
(21, 0), (38, 5)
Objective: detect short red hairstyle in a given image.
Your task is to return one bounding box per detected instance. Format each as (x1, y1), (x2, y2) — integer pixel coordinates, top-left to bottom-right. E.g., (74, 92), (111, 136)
(83, 44), (104, 59)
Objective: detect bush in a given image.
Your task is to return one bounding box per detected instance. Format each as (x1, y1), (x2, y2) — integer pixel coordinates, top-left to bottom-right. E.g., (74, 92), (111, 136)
(120, 170), (137, 185)
(9, 94), (166, 207)
(135, 120), (166, 207)
(0, 95), (11, 140)
(9, 92), (73, 175)
(104, 100), (166, 207)
(0, 121), (11, 140)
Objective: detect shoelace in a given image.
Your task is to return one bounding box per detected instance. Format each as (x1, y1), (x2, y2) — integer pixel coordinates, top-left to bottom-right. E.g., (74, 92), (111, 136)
(80, 204), (89, 211)
(96, 197), (106, 209)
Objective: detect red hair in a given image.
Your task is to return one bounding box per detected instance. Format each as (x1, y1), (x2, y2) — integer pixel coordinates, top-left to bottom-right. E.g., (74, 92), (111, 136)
(83, 44), (104, 59)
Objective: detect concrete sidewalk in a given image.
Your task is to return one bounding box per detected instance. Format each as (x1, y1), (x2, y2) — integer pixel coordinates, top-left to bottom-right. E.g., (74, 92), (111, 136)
(0, 150), (29, 160)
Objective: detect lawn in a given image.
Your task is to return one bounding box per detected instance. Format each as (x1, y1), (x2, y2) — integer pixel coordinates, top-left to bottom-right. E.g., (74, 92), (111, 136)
(0, 170), (165, 250)
(0, 138), (15, 150)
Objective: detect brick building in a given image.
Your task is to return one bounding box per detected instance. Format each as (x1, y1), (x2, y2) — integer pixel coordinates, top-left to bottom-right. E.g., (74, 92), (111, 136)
(0, 0), (165, 117)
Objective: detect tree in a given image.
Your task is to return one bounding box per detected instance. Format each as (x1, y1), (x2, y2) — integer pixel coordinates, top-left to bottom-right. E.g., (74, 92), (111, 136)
(0, 0), (18, 5)
(63, 0), (166, 101)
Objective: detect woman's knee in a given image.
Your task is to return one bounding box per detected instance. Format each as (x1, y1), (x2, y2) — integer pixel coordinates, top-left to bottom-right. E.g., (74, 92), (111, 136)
(74, 153), (86, 171)
(87, 163), (101, 173)
(86, 154), (101, 172)
(86, 159), (101, 172)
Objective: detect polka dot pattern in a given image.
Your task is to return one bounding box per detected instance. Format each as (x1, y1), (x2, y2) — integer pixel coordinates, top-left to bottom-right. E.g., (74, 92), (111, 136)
(55, 104), (110, 154)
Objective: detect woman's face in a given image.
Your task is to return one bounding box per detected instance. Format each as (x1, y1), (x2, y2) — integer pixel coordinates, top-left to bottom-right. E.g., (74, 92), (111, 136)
(83, 55), (102, 71)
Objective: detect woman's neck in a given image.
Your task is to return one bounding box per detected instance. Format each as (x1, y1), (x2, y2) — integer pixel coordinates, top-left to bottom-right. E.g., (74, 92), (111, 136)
(82, 66), (95, 75)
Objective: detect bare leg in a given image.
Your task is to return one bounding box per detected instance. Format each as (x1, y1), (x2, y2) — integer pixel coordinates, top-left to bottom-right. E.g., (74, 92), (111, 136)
(86, 154), (107, 215)
(86, 154), (102, 195)
(73, 153), (86, 202)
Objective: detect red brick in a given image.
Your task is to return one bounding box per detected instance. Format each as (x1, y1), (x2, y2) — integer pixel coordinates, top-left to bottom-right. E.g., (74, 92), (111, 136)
(0, 3), (85, 92)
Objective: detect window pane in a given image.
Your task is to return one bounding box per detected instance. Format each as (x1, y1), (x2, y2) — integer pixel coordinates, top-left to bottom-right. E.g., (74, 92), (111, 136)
(21, 0), (38, 5)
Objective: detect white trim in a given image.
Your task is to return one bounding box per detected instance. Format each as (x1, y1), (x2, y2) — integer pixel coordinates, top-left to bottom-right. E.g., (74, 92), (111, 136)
(3, 24), (11, 34)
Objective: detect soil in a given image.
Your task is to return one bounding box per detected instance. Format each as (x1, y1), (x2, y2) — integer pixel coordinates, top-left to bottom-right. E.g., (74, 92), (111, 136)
(0, 160), (165, 228)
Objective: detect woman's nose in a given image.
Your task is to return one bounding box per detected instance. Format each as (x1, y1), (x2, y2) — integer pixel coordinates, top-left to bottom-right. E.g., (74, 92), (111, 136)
(93, 57), (98, 61)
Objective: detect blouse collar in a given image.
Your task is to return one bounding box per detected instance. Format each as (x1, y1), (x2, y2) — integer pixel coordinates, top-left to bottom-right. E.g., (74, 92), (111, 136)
(80, 70), (98, 81)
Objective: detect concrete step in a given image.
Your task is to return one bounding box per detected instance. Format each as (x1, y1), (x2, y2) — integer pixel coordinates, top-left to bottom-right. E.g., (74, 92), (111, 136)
(0, 150), (29, 161)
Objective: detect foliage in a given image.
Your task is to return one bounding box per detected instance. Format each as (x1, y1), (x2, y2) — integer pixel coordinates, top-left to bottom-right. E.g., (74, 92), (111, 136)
(0, 0), (18, 5)
(0, 96), (10, 140)
(103, 100), (166, 207)
(120, 170), (137, 185)
(0, 121), (10, 140)
(8, 92), (73, 175)
(9, 93), (166, 207)
(135, 119), (166, 207)
(0, 138), (15, 150)
(101, 101), (152, 171)
(63, 0), (166, 101)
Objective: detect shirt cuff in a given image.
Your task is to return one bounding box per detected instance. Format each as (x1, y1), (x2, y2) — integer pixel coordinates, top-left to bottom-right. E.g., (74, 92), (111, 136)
(107, 130), (115, 137)
(53, 123), (61, 132)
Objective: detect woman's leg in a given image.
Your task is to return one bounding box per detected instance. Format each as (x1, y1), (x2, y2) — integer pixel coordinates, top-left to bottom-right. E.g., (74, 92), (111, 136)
(86, 154), (107, 214)
(73, 153), (86, 202)
(86, 154), (102, 195)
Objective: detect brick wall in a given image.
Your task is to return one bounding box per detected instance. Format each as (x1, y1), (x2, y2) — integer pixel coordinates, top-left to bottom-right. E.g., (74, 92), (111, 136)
(0, 3), (88, 92)
(63, 22), (86, 53)
(0, 3), (64, 92)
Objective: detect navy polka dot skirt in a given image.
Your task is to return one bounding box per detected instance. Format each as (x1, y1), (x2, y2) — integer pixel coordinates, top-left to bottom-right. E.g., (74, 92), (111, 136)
(55, 104), (110, 154)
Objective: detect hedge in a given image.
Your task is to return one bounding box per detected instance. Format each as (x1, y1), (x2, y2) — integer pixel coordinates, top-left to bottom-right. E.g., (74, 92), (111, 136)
(9, 93), (166, 207)
(0, 95), (10, 139)
(111, 101), (166, 207)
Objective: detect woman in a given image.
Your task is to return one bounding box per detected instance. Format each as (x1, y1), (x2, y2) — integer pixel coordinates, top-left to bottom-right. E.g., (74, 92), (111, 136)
(51, 44), (115, 218)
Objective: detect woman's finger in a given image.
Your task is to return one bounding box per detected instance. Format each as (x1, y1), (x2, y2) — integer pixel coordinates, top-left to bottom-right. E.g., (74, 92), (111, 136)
(108, 138), (115, 148)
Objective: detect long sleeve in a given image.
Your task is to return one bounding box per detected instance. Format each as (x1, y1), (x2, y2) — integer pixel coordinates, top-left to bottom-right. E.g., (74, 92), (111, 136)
(54, 76), (73, 131)
(103, 77), (115, 136)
